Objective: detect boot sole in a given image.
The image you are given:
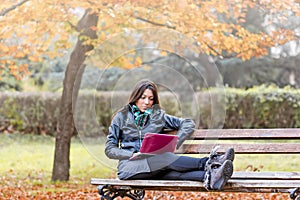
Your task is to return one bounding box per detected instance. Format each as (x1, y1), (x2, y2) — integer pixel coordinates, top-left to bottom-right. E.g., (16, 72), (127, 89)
(211, 160), (233, 190)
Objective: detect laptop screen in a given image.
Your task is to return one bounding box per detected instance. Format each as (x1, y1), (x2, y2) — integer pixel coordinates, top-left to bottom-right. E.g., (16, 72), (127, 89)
(139, 133), (178, 154)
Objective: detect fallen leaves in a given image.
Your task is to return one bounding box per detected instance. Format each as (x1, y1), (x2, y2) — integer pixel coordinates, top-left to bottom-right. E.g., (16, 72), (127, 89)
(143, 191), (289, 200)
(0, 175), (99, 200)
(0, 172), (291, 200)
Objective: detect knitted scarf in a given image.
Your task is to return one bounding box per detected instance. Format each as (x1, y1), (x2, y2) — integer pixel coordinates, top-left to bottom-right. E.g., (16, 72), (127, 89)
(131, 105), (152, 130)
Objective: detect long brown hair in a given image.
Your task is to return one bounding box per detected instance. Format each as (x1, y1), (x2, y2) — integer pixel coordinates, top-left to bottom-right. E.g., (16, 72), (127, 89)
(128, 79), (160, 105)
(111, 79), (160, 120)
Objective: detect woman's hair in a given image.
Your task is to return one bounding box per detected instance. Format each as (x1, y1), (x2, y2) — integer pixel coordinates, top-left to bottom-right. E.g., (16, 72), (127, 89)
(128, 79), (160, 105)
(111, 79), (160, 121)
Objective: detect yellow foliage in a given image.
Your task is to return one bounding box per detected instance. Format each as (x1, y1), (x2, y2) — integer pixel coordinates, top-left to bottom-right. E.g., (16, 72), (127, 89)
(0, 44), (10, 53)
(160, 51), (168, 56)
(134, 56), (142, 67)
(19, 64), (29, 73)
(28, 56), (40, 62)
(0, 0), (300, 80)
(15, 51), (26, 58)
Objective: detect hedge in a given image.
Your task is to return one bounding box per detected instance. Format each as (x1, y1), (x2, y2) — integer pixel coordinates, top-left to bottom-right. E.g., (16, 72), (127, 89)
(1, 85), (300, 136)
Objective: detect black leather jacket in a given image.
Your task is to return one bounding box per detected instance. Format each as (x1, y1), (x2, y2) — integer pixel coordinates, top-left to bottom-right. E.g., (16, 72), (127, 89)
(105, 104), (195, 160)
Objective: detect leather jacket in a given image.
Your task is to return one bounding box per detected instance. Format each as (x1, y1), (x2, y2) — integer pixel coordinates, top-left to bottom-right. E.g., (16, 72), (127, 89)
(105, 104), (195, 179)
(105, 104), (195, 159)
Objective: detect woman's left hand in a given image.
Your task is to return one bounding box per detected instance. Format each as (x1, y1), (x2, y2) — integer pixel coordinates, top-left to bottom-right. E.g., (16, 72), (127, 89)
(129, 152), (142, 160)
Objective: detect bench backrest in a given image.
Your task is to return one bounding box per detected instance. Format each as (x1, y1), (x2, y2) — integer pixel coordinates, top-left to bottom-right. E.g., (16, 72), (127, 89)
(175, 128), (300, 154)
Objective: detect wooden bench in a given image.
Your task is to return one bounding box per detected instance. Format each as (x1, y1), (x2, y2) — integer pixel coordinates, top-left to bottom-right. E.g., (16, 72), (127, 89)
(91, 128), (300, 200)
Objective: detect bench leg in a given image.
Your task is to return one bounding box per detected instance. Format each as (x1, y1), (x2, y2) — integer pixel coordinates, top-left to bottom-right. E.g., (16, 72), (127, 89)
(290, 187), (300, 200)
(97, 184), (145, 200)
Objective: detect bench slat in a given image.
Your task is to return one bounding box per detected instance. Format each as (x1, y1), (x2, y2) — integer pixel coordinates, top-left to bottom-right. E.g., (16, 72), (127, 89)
(177, 143), (300, 154)
(232, 172), (300, 180)
(227, 179), (300, 190)
(90, 178), (300, 193)
(191, 128), (300, 140)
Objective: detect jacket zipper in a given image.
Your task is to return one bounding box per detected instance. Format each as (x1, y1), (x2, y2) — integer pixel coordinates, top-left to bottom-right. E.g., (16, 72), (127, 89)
(139, 130), (142, 148)
(128, 104), (159, 150)
(128, 104), (144, 149)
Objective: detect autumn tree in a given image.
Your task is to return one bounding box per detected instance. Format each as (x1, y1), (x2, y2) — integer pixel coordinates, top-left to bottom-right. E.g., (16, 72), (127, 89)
(1, 0), (300, 181)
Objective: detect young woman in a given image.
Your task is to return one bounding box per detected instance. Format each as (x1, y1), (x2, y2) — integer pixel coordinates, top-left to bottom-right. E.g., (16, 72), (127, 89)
(105, 79), (234, 190)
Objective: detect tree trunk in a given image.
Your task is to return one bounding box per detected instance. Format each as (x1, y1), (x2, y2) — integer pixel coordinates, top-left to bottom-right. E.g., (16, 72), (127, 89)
(52, 9), (98, 181)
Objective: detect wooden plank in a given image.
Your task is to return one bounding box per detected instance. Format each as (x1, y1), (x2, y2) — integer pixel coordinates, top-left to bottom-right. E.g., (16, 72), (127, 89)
(176, 143), (300, 154)
(232, 172), (300, 180)
(227, 179), (300, 189)
(90, 178), (300, 193)
(191, 128), (300, 140)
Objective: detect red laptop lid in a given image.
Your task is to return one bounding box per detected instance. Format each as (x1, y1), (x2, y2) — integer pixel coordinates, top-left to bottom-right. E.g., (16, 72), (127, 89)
(140, 133), (178, 154)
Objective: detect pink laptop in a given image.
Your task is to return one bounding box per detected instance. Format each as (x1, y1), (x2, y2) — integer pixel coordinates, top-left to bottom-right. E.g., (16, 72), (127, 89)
(139, 133), (178, 155)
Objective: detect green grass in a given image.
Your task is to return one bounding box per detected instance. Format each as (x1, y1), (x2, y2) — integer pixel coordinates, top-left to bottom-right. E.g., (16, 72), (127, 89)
(234, 154), (300, 171)
(0, 133), (116, 184)
(0, 133), (299, 184)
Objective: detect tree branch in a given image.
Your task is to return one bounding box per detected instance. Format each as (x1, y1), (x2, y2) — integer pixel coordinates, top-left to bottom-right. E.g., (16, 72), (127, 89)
(202, 40), (236, 59)
(0, 0), (30, 16)
(135, 16), (176, 29)
(67, 21), (78, 31)
(202, 41), (223, 57)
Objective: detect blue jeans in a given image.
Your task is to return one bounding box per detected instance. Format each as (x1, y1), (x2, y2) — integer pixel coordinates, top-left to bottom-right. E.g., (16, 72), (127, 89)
(127, 152), (208, 181)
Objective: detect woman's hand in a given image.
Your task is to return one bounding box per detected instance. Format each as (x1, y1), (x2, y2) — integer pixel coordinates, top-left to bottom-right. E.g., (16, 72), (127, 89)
(129, 152), (142, 160)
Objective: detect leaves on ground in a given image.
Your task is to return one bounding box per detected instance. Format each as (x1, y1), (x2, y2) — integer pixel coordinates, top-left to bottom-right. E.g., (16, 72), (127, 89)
(0, 172), (290, 200)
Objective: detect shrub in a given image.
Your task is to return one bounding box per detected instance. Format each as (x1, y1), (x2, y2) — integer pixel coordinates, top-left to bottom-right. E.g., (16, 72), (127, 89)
(1, 85), (300, 136)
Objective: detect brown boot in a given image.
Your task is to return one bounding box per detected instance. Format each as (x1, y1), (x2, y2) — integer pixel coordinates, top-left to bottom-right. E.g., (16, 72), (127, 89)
(204, 160), (233, 190)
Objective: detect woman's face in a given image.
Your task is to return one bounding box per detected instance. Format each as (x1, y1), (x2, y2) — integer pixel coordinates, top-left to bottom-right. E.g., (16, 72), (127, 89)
(136, 89), (154, 112)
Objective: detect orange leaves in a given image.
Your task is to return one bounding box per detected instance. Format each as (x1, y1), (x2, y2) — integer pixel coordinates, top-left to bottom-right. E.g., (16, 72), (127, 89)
(14, 51), (26, 58)
(0, 43), (10, 53)
(28, 55), (40, 62)
(19, 63), (28, 73)
(0, 170), (291, 200)
(111, 54), (143, 69)
(143, 191), (290, 200)
(8, 65), (20, 80)
(160, 51), (168, 57)
(0, 171), (100, 200)
(117, 57), (134, 69)
(199, 0), (300, 60)
(0, 43), (34, 79)
(0, 0), (300, 81)
(1, 62), (30, 80)
(271, 29), (296, 45)
(134, 56), (142, 67)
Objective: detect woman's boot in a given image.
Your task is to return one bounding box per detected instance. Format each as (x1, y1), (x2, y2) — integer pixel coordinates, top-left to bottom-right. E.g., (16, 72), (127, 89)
(204, 160), (233, 190)
(207, 146), (235, 165)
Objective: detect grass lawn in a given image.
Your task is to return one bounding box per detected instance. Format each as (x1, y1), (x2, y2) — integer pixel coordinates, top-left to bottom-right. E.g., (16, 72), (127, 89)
(1, 133), (299, 179)
(0, 133), (114, 184)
